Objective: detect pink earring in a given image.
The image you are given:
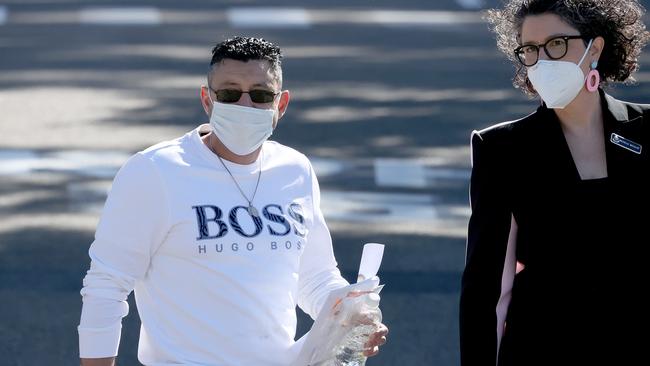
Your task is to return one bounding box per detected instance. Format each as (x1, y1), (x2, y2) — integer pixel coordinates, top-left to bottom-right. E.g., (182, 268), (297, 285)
(586, 60), (600, 92)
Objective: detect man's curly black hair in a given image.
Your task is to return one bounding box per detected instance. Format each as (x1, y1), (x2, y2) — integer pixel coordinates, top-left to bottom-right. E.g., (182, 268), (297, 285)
(209, 36), (283, 83)
(486, 0), (650, 95)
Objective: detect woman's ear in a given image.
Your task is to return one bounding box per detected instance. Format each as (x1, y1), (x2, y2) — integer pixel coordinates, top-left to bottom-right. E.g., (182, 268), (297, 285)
(591, 36), (605, 61)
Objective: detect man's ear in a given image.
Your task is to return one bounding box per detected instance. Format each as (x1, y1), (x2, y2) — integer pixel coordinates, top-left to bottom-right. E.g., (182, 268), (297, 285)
(200, 85), (212, 117)
(277, 90), (290, 120)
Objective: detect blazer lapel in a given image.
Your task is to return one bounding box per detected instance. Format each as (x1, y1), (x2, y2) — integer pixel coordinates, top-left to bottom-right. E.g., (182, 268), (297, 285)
(534, 104), (584, 183)
(601, 91), (645, 181)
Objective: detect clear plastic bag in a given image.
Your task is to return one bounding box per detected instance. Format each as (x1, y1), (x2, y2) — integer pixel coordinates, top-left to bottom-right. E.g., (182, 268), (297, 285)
(320, 292), (382, 366)
(291, 244), (385, 366)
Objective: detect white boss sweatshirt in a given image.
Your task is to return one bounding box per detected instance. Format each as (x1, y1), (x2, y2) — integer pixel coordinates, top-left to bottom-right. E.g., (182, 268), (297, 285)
(78, 125), (348, 365)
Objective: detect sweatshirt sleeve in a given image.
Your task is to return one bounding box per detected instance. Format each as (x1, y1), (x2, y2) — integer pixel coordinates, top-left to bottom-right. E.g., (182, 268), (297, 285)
(459, 131), (513, 366)
(296, 161), (349, 319)
(78, 152), (171, 358)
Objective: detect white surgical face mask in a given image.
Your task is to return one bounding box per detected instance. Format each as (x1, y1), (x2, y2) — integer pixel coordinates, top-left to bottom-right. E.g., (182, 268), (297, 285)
(527, 39), (593, 109)
(209, 101), (275, 156)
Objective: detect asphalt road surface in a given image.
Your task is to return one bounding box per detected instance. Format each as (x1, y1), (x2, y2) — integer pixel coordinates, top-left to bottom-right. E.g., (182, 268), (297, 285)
(2, 1), (650, 365)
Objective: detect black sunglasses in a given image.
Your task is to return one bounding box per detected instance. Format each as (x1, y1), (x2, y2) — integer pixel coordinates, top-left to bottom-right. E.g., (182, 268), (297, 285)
(514, 35), (588, 67)
(209, 87), (279, 104)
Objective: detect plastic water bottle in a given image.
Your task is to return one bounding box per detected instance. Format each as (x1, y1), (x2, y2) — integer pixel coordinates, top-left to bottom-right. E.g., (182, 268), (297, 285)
(333, 293), (382, 366)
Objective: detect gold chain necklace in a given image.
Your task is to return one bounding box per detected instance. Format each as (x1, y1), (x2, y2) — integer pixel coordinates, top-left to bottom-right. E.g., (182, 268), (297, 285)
(209, 136), (262, 217)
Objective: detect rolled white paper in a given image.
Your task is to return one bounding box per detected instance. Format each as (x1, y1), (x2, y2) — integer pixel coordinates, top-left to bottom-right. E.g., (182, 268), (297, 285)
(357, 243), (385, 282)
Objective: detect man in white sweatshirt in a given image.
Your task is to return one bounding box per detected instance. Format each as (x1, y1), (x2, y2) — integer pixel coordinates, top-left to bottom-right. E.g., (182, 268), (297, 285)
(78, 37), (388, 366)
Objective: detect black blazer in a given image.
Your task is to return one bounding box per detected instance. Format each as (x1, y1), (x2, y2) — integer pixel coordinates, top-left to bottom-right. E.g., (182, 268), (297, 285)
(459, 90), (649, 366)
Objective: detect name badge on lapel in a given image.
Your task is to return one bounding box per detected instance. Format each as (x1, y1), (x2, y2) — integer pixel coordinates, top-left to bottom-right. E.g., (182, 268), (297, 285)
(610, 133), (642, 154)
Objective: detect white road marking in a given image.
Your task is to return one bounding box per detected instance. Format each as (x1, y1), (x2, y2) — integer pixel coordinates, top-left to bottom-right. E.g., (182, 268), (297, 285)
(227, 8), (311, 28)
(0, 151), (468, 225)
(456, 0), (484, 10)
(310, 157), (346, 178)
(0, 149), (130, 177)
(375, 159), (428, 188)
(6, 7), (484, 27)
(67, 187), (468, 228)
(366, 10), (482, 26)
(0, 6), (7, 25)
(52, 150), (131, 178)
(321, 190), (470, 226)
(0, 150), (39, 175)
(375, 159), (470, 188)
(310, 9), (484, 26)
(322, 191), (437, 221)
(427, 167), (471, 180)
(79, 7), (161, 25)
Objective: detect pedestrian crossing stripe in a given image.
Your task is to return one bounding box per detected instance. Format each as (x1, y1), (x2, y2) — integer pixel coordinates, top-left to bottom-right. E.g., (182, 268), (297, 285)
(227, 8), (311, 28)
(455, 0), (485, 10)
(1, 7), (485, 27)
(79, 7), (161, 25)
(0, 6), (8, 25)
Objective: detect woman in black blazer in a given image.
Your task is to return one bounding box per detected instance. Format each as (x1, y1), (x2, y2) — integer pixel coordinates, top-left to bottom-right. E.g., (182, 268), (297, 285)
(460, 1), (650, 365)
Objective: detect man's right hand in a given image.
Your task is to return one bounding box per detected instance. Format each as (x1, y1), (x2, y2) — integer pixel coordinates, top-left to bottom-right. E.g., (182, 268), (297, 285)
(80, 357), (116, 366)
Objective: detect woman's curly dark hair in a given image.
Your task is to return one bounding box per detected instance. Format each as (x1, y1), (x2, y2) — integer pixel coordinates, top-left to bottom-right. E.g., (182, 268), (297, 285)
(486, 0), (650, 95)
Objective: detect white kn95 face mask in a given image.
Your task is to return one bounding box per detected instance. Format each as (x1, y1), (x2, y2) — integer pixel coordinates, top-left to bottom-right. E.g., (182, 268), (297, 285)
(527, 38), (593, 109)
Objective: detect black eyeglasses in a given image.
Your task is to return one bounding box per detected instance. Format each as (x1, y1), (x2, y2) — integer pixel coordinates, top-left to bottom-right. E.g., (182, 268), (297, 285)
(209, 87), (279, 104)
(514, 35), (588, 66)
